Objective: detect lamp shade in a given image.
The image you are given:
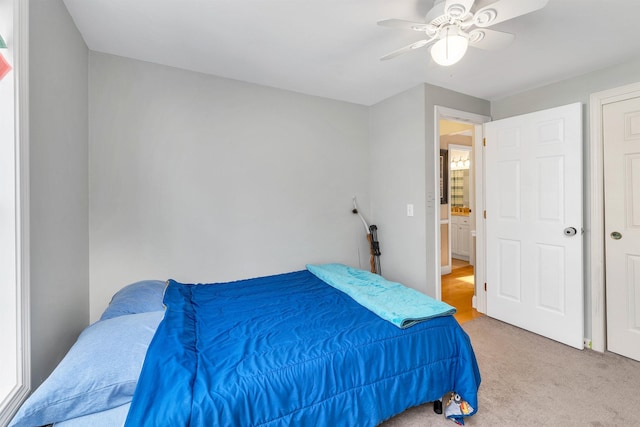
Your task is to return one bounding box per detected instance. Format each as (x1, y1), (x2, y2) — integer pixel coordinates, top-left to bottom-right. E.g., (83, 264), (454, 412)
(431, 26), (468, 66)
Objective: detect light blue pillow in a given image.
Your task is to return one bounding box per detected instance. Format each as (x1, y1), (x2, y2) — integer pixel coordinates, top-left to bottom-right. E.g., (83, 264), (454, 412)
(100, 280), (166, 320)
(54, 403), (130, 427)
(9, 311), (164, 427)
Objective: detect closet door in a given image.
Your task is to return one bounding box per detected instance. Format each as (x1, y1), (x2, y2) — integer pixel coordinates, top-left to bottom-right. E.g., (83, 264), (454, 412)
(603, 96), (640, 362)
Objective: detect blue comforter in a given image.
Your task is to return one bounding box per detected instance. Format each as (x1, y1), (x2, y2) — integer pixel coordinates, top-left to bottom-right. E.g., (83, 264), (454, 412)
(125, 270), (480, 426)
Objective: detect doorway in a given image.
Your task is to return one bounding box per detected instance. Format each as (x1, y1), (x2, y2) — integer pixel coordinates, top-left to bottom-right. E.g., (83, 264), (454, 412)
(436, 103), (584, 349)
(434, 107), (490, 316)
(438, 118), (480, 322)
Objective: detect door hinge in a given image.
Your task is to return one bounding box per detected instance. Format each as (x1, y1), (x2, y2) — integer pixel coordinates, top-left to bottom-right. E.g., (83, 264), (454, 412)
(484, 282), (487, 292)
(483, 210), (486, 219)
(483, 137), (486, 147)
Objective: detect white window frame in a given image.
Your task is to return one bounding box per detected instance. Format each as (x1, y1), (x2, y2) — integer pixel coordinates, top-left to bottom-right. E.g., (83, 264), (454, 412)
(0, 0), (30, 424)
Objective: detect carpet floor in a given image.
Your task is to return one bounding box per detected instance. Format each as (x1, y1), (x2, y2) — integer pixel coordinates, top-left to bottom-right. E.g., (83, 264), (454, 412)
(380, 316), (640, 426)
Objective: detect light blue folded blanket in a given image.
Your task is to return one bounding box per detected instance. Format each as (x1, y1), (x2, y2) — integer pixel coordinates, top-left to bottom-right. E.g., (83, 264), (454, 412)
(306, 263), (456, 328)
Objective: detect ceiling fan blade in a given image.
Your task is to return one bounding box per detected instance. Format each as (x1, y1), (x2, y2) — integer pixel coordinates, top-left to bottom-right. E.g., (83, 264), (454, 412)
(468, 28), (515, 50)
(377, 19), (430, 32)
(473, 0), (548, 28)
(380, 39), (433, 61)
(444, 0), (476, 18)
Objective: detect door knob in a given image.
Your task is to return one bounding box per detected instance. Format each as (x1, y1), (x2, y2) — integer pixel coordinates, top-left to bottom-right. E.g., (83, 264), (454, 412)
(610, 231), (622, 240)
(564, 227), (577, 236)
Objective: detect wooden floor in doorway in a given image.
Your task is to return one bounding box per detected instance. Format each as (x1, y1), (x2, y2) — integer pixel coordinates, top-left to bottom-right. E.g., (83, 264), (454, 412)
(443, 259), (482, 324)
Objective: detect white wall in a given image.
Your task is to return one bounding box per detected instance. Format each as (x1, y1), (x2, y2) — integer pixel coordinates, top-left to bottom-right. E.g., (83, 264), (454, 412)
(490, 56), (640, 340)
(29, 0), (89, 387)
(88, 53), (370, 321)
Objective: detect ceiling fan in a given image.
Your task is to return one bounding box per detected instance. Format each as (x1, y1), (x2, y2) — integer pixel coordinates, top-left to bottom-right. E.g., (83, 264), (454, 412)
(378, 0), (548, 66)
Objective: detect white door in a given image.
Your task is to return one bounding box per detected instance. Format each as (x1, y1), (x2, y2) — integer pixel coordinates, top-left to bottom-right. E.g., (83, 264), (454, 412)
(484, 103), (584, 349)
(603, 96), (640, 362)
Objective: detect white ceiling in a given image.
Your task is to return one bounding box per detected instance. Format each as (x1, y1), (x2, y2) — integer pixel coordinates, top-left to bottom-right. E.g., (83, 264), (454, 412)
(63, 0), (640, 106)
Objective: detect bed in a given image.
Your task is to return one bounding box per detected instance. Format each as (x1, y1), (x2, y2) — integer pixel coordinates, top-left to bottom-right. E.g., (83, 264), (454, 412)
(9, 264), (480, 427)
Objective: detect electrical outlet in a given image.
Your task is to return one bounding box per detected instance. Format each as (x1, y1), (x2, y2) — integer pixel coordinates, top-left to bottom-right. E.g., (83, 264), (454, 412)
(583, 338), (592, 349)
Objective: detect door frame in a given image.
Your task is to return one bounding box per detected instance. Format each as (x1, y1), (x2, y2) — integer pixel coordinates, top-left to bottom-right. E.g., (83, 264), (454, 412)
(589, 81), (640, 353)
(433, 106), (490, 310)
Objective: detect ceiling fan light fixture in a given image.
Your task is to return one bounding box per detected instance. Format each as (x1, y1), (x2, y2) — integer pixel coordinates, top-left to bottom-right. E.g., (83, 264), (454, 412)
(431, 26), (468, 66)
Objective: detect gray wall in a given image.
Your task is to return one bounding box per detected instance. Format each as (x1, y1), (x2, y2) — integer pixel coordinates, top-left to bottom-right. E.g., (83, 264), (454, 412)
(369, 84), (489, 297)
(29, 0), (89, 387)
(88, 53), (370, 320)
(490, 56), (640, 340)
(369, 86), (428, 293)
(88, 55), (491, 321)
(491, 58), (640, 120)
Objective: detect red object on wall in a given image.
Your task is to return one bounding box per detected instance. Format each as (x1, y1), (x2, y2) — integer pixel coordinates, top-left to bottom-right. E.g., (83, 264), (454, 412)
(0, 52), (12, 80)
